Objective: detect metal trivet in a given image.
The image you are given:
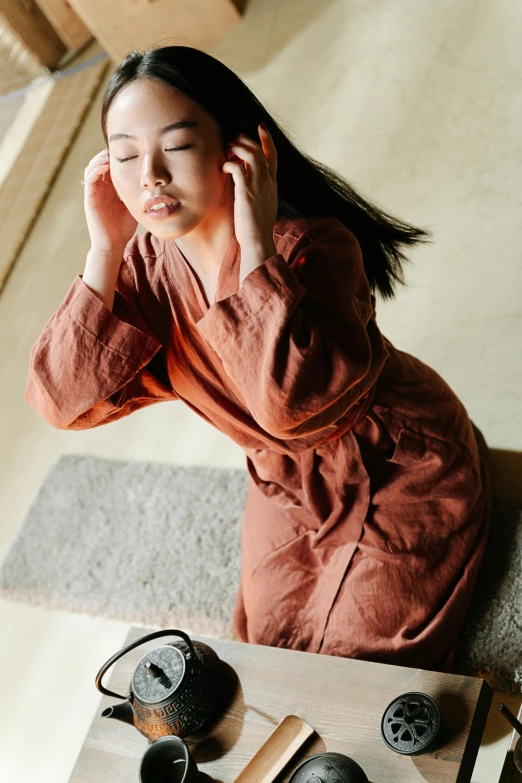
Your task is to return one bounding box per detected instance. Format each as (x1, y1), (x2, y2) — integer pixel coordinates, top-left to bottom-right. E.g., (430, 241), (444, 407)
(381, 691), (441, 755)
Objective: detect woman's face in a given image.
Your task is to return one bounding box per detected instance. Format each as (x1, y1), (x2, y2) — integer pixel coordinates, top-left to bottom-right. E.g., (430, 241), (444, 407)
(106, 77), (232, 240)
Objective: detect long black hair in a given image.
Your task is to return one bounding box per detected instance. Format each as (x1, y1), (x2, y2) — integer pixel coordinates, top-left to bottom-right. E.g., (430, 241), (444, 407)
(101, 45), (433, 300)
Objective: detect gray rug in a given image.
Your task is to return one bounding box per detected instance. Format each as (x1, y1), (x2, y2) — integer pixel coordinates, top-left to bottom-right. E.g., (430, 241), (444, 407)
(0, 455), (246, 638)
(1, 454), (521, 692)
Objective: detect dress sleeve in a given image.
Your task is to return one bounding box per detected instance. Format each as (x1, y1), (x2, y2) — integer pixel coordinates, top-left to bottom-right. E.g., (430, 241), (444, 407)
(24, 254), (177, 430)
(195, 218), (389, 439)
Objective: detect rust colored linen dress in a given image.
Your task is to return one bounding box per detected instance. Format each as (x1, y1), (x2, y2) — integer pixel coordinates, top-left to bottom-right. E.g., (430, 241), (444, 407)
(24, 216), (491, 672)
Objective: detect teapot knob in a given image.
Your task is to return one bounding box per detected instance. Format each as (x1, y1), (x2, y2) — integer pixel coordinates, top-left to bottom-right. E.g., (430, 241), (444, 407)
(146, 661), (166, 679)
(96, 629), (202, 700)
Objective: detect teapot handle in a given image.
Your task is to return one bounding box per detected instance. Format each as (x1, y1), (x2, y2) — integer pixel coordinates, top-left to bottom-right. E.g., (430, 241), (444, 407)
(95, 629), (200, 700)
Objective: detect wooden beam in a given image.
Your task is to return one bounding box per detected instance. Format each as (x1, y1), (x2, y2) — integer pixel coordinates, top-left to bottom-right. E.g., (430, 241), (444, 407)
(34, 0), (92, 51)
(65, 0), (245, 65)
(0, 50), (109, 293)
(0, 0), (65, 68)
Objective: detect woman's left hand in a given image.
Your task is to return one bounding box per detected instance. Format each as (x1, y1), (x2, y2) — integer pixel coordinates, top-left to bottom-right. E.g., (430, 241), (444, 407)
(222, 124), (278, 279)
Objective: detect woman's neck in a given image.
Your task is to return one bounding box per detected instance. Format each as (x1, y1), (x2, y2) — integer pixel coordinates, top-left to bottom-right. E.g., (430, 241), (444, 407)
(173, 179), (235, 276)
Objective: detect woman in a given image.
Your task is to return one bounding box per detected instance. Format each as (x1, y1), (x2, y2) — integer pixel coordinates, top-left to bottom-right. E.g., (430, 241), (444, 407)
(24, 45), (491, 673)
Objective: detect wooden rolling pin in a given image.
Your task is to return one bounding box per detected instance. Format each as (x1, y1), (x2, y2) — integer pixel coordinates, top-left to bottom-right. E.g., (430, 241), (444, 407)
(232, 715), (315, 783)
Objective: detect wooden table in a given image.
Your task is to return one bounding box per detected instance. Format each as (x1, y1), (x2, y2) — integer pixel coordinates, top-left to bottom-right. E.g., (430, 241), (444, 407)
(69, 626), (493, 783)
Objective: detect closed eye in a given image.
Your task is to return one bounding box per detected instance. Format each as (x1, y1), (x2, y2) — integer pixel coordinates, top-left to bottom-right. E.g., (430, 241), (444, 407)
(117, 145), (193, 163)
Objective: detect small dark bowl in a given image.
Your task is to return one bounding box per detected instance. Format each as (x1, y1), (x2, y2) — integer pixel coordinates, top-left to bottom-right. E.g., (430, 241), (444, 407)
(139, 735), (199, 783)
(288, 751), (369, 783)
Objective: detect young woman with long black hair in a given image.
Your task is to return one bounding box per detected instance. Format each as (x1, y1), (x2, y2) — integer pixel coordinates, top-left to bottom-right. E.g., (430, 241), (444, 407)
(25, 45), (491, 672)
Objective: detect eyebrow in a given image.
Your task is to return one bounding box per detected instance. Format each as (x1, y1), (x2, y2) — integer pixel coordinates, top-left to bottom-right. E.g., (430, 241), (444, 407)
(108, 120), (199, 142)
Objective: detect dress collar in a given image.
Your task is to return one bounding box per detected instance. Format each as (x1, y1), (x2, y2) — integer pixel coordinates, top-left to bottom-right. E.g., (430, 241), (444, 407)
(171, 229), (239, 315)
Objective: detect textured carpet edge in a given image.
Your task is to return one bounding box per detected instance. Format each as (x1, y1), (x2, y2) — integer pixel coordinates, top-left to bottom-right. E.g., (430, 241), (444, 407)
(1, 454), (521, 693)
(0, 583), (237, 640)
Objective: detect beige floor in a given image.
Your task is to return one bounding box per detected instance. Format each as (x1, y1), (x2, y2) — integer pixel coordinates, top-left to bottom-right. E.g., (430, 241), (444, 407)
(1, 1), (521, 781)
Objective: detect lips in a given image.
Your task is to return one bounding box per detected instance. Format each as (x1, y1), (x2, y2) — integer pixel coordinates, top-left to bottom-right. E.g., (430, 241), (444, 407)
(144, 195), (180, 213)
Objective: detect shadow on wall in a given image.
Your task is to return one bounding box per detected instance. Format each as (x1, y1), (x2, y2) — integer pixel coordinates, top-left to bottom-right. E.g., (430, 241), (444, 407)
(489, 450), (522, 504)
(473, 423), (522, 504)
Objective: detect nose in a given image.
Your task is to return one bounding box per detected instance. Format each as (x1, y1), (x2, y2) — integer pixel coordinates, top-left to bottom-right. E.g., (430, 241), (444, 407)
(139, 154), (171, 190)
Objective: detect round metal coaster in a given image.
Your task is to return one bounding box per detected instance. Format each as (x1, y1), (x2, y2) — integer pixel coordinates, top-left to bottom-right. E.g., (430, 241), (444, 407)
(381, 692), (441, 755)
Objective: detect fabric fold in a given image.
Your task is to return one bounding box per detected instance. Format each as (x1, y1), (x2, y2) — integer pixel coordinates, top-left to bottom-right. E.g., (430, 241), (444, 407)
(195, 228), (389, 439)
(25, 273), (175, 430)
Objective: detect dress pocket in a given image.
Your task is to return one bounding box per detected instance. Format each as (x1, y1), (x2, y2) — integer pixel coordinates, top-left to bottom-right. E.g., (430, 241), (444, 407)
(385, 427), (431, 465)
(372, 422), (474, 509)
(360, 427), (455, 557)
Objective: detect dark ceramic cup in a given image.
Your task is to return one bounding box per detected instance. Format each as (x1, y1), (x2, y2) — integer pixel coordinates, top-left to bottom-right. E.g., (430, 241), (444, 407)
(139, 735), (199, 783)
(515, 735), (522, 774)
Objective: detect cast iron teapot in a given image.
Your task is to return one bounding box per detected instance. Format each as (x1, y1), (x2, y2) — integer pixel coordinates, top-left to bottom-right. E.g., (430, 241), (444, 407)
(95, 629), (223, 741)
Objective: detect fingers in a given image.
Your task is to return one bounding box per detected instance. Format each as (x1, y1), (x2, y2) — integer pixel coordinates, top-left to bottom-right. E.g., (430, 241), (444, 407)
(83, 162), (110, 189)
(83, 149), (110, 186)
(227, 126), (277, 179)
(226, 146), (261, 181)
(226, 143), (267, 186)
(258, 124), (277, 178)
(222, 159), (247, 191)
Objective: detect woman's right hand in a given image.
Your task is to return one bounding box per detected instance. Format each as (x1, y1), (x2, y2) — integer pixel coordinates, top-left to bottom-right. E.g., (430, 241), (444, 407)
(83, 149), (138, 254)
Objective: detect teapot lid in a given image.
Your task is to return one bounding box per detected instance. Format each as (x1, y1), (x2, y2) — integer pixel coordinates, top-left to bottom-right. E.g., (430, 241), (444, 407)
(132, 645), (186, 704)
